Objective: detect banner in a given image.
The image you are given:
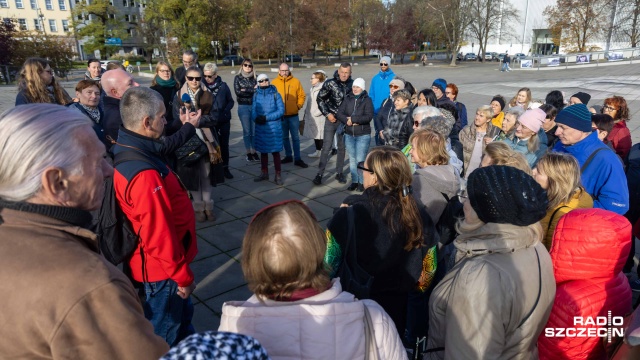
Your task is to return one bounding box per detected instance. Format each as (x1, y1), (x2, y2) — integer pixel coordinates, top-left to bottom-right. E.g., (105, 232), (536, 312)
(607, 52), (623, 61)
(576, 54), (589, 64)
(548, 57), (560, 66)
(520, 59), (533, 68)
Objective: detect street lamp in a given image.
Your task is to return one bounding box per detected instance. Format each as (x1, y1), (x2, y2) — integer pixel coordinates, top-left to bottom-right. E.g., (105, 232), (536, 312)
(545, 34), (548, 55)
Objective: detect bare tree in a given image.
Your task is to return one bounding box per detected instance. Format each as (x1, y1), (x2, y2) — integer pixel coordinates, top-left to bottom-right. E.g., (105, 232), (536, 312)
(426, 0), (475, 66)
(468, 0), (519, 62)
(545, 0), (612, 52)
(615, 0), (640, 47)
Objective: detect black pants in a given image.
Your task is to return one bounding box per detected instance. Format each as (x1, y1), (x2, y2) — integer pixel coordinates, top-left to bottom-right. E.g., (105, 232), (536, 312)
(214, 122), (230, 167)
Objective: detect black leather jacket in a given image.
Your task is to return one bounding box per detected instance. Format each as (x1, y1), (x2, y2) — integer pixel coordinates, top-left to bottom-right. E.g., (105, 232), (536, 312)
(316, 71), (353, 117)
(234, 74), (257, 106)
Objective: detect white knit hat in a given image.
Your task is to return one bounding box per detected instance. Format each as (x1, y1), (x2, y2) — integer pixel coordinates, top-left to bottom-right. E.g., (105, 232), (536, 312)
(353, 77), (365, 90)
(257, 73), (269, 82)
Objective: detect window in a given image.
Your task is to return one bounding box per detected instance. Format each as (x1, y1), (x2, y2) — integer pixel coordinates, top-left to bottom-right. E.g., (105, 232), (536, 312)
(109, 0), (112, 4)
(62, 19), (68, 31)
(48, 19), (56, 31)
(3, 18), (11, 25)
(108, 13), (115, 19)
(18, 18), (27, 30)
(15, 0), (23, 8)
(0, 0), (9, 7)
(124, 14), (129, 21)
(58, 0), (65, 10)
(131, 14), (136, 22)
(34, 18), (42, 31)
(30, 0), (36, 8)
(122, 0), (127, 6)
(45, 0), (52, 10)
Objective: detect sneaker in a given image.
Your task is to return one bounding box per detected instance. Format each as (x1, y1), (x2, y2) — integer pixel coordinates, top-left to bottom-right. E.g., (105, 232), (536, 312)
(251, 153), (260, 161)
(294, 159), (308, 168)
(308, 150), (321, 158)
(246, 154), (252, 162)
(224, 167), (234, 179)
(331, 148), (338, 156)
(631, 278), (640, 292)
(281, 156), (294, 164)
(357, 183), (364, 192)
(312, 174), (322, 185)
(347, 183), (359, 191)
(335, 173), (347, 184)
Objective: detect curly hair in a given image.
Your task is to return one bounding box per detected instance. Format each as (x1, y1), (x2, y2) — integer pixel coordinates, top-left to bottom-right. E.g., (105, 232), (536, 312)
(604, 95), (630, 121)
(17, 58), (71, 105)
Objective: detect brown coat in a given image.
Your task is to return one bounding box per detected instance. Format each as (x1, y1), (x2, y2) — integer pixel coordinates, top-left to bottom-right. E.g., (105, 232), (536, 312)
(0, 207), (169, 359)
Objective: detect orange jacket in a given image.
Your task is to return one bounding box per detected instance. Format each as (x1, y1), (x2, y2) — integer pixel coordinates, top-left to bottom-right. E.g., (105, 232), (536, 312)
(272, 73), (306, 116)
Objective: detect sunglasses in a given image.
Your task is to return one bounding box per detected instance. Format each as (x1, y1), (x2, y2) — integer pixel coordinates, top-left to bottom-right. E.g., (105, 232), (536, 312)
(389, 84), (399, 89)
(258, 79), (268, 83)
(380, 63), (388, 66)
(204, 75), (216, 78)
(186, 76), (201, 81)
(243, 64), (253, 68)
(357, 161), (373, 173)
(414, 120), (420, 127)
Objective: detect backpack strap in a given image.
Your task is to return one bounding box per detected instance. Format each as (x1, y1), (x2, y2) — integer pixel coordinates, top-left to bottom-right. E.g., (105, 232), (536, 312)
(518, 247), (541, 328)
(581, 147), (608, 173)
(547, 205), (569, 234)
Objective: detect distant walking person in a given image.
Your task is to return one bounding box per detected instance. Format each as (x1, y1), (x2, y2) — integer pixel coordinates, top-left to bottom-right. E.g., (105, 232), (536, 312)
(501, 52), (511, 72)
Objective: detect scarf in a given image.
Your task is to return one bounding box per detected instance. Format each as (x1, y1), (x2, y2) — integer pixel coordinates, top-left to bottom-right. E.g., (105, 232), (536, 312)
(187, 87), (200, 110)
(80, 103), (101, 123)
(205, 80), (220, 98)
(240, 68), (254, 78)
(155, 75), (176, 88)
(0, 199), (93, 228)
(84, 71), (101, 81)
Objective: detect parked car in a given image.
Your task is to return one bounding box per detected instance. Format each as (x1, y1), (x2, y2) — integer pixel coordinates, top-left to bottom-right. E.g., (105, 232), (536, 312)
(514, 53), (527, 61)
(222, 55), (244, 66)
(457, 52), (464, 61)
(284, 54), (302, 62)
(464, 53), (477, 61)
(484, 53), (493, 61)
(497, 53), (506, 62)
(489, 52), (499, 61)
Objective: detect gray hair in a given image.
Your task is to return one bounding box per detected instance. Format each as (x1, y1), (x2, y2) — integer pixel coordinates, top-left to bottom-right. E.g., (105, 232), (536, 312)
(183, 49), (197, 60)
(0, 104), (92, 201)
(120, 87), (163, 130)
(203, 62), (218, 74)
(505, 105), (525, 120)
(413, 105), (442, 120)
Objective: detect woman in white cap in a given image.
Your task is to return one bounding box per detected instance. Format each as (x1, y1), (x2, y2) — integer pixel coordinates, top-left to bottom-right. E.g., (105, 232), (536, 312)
(303, 70), (327, 158)
(507, 108), (547, 167)
(335, 77), (374, 191)
(252, 74), (285, 185)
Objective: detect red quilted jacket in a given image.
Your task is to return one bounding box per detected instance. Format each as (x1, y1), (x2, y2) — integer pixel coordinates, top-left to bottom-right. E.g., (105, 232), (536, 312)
(538, 208), (632, 360)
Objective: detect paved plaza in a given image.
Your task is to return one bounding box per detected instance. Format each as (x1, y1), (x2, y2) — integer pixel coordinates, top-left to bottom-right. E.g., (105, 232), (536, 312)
(1, 60), (639, 332)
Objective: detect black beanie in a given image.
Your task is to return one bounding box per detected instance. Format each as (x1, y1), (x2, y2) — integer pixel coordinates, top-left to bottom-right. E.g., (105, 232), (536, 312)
(571, 92), (591, 105)
(491, 96), (505, 111)
(467, 165), (548, 226)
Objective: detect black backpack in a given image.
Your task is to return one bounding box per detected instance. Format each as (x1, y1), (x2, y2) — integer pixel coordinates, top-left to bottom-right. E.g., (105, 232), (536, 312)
(435, 193), (464, 247)
(96, 150), (167, 265)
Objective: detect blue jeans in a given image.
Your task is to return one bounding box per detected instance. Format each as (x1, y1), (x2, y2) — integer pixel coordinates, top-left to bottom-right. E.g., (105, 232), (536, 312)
(344, 134), (371, 184)
(501, 62), (510, 71)
(281, 114), (301, 160)
(238, 105), (254, 152)
(143, 279), (195, 347)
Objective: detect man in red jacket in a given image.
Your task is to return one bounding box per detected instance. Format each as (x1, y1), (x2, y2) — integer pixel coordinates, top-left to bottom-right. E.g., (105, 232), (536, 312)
(113, 87), (199, 346)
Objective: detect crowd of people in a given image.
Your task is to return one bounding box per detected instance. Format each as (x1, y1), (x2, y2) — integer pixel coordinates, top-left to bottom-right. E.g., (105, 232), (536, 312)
(1, 50), (639, 359)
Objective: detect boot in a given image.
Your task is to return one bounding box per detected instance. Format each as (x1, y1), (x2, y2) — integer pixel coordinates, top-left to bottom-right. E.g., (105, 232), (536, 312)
(254, 171), (269, 182)
(204, 201), (216, 222)
(193, 201), (206, 223)
(274, 172), (283, 185)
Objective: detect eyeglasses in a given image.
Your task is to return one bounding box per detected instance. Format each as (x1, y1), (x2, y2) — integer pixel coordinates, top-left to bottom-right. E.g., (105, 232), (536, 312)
(258, 79), (268, 83)
(389, 84), (400, 89)
(186, 76), (201, 81)
(603, 105), (618, 112)
(158, 69), (171, 73)
(243, 64), (253, 68)
(204, 75), (216, 78)
(380, 63), (388, 66)
(357, 161), (373, 173)
(279, 69), (289, 72)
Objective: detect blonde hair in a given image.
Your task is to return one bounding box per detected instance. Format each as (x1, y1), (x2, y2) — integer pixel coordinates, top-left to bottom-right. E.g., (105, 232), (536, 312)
(409, 129), (449, 166)
(535, 153), (584, 209)
(242, 201), (330, 300)
(367, 146), (424, 250)
(476, 105), (494, 120)
(482, 142), (531, 175)
(509, 87), (532, 108)
(150, 60), (178, 88)
(17, 58), (71, 105)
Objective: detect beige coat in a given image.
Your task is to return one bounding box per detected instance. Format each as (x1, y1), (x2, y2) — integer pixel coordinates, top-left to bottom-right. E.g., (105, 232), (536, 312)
(426, 223), (556, 359)
(0, 207), (169, 359)
(219, 279), (407, 360)
(303, 81), (325, 139)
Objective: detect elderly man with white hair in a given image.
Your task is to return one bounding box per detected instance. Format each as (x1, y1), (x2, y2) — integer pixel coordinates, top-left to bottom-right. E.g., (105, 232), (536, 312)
(0, 104), (169, 359)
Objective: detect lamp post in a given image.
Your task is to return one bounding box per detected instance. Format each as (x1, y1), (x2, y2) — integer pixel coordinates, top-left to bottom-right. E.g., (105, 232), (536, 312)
(545, 34), (548, 55)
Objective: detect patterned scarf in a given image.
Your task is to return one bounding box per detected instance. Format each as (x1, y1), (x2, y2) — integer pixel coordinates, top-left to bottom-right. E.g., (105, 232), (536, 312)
(186, 87), (200, 110)
(80, 103), (100, 123)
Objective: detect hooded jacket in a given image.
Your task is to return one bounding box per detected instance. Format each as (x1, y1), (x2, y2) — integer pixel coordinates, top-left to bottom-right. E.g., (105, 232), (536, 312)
(335, 90), (374, 137)
(426, 223), (556, 359)
(412, 165), (461, 224)
(540, 189), (593, 250)
(382, 105), (414, 149)
(537, 209), (632, 360)
(0, 203), (169, 359)
(252, 85), (284, 153)
(316, 71), (353, 117)
(369, 68), (395, 115)
(272, 72), (306, 116)
(219, 279), (407, 360)
(553, 131), (629, 215)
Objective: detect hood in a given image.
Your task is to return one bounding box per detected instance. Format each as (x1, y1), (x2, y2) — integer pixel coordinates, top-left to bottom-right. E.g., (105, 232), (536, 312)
(455, 222), (539, 260)
(551, 208), (631, 283)
(278, 73), (293, 81)
(415, 165), (459, 197)
(377, 68), (395, 80)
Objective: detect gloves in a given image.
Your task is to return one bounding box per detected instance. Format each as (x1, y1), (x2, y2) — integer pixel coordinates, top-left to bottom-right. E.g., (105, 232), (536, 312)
(255, 115), (267, 125)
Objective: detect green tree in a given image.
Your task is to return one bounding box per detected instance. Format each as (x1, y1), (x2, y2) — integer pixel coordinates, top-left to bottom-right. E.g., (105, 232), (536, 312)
(350, 0), (385, 56)
(0, 19), (17, 65)
(12, 33), (75, 77)
(72, 0), (127, 58)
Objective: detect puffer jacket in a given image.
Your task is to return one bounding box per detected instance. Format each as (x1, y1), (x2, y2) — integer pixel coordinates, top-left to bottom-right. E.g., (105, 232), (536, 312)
(426, 223), (556, 359)
(540, 189), (593, 250)
(412, 164), (461, 224)
(369, 68), (395, 114)
(252, 85), (284, 153)
(219, 279), (407, 360)
(336, 91), (374, 137)
(382, 105), (414, 149)
(538, 209), (632, 360)
(459, 122), (501, 176)
(234, 73), (257, 105)
(507, 137), (541, 168)
(316, 71), (353, 116)
(271, 73), (306, 116)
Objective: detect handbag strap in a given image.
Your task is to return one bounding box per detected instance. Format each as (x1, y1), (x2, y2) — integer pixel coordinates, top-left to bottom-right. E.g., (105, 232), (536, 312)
(547, 205), (569, 234)
(518, 247), (541, 328)
(363, 304), (379, 360)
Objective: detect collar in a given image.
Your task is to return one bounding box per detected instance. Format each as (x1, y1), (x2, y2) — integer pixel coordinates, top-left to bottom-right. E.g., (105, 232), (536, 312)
(113, 126), (165, 156)
(0, 199), (93, 228)
(454, 222), (538, 258)
(562, 131), (601, 155)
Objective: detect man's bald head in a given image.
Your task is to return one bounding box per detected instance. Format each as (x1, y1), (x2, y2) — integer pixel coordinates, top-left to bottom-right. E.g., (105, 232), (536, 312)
(101, 69), (139, 100)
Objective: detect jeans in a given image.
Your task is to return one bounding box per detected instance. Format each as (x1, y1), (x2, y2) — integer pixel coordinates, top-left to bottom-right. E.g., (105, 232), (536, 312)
(344, 133), (371, 184)
(143, 279), (195, 347)
(501, 62), (511, 71)
(317, 119), (345, 176)
(238, 105), (254, 152)
(281, 114), (301, 160)
(214, 122), (230, 167)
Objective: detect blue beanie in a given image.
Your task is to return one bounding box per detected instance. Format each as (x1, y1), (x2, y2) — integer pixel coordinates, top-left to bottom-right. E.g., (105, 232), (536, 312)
(432, 78), (447, 93)
(555, 104), (593, 132)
